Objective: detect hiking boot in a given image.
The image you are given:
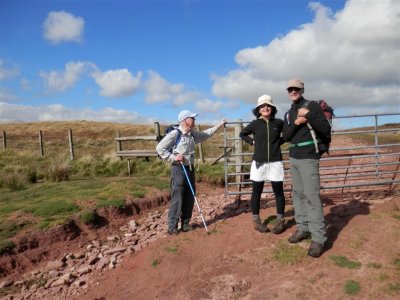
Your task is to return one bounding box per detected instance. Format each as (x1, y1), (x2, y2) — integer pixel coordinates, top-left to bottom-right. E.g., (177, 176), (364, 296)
(271, 218), (285, 234)
(181, 223), (194, 232)
(308, 241), (324, 258)
(288, 230), (311, 243)
(167, 228), (179, 235)
(253, 219), (269, 233)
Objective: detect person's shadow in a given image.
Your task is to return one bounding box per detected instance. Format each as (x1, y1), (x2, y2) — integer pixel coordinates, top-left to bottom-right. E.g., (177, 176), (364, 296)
(324, 198), (370, 250)
(200, 191), (370, 251)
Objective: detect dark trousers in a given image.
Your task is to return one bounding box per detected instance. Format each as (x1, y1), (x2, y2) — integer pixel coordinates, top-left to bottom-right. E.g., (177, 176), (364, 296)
(168, 164), (195, 231)
(250, 181), (285, 216)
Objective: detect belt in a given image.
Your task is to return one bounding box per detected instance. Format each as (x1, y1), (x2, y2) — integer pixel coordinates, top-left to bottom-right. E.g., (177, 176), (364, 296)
(289, 140), (315, 148)
(172, 162), (194, 169)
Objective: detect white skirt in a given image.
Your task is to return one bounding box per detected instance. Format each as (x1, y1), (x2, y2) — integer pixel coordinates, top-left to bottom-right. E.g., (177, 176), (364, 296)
(250, 161), (285, 182)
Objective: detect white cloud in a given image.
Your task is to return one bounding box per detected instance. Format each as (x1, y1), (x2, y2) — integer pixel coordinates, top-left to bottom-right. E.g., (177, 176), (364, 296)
(144, 71), (184, 103)
(92, 69), (142, 98)
(212, 0), (400, 112)
(0, 102), (153, 124)
(0, 89), (18, 103)
(0, 59), (19, 80)
(173, 91), (201, 106)
(43, 11), (84, 44)
(40, 61), (92, 92)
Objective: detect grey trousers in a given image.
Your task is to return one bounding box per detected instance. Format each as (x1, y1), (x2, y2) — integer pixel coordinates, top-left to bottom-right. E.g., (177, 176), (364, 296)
(290, 157), (327, 244)
(168, 164), (195, 231)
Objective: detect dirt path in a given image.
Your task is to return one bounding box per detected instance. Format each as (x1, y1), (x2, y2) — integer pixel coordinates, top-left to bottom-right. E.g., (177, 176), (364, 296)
(73, 185), (400, 300)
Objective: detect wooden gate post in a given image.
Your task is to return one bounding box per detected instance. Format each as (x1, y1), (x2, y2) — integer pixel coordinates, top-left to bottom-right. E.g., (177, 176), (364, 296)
(234, 121), (243, 193)
(154, 122), (161, 141)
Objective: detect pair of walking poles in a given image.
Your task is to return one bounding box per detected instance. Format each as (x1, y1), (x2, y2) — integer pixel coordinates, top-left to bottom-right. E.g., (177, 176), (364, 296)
(180, 162), (209, 232)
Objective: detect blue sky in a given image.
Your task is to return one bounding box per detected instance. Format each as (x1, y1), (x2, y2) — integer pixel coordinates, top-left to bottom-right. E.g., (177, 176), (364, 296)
(0, 0), (399, 129)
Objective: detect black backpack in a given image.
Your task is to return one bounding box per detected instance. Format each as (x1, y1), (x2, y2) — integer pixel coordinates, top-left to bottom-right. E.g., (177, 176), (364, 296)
(164, 125), (182, 151)
(300, 100), (332, 156)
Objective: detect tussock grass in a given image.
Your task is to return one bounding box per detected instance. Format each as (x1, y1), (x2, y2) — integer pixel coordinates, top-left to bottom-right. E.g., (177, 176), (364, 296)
(270, 241), (307, 265)
(329, 255), (362, 269)
(344, 280), (361, 295)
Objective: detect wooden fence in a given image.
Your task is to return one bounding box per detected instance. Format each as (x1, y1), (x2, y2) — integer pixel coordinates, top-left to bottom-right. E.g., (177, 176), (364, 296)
(2, 128), (76, 159)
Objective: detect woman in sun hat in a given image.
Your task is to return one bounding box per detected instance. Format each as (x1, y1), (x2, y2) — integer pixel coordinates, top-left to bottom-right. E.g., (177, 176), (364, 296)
(240, 95), (286, 234)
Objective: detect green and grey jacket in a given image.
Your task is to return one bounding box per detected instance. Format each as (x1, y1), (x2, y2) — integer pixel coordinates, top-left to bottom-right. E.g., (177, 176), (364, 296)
(240, 117), (284, 163)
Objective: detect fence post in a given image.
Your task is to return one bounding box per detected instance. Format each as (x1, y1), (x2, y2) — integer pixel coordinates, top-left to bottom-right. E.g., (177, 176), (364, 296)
(2, 131), (6, 151)
(116, 131), (122, 160)
(234, 121), (243, 193)
(39, 130), (44, 157)
(197, 124), (204, 163)
(68, 128), (74, 160)
(154, 122), (161, 141)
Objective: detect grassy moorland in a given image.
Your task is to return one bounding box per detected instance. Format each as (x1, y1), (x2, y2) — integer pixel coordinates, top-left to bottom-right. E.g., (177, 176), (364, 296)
(0, 121), (229, 253)
(0, 121), (399, 254)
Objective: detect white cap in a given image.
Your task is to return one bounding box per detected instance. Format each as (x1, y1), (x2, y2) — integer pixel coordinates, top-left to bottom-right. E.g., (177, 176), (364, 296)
(178, 110), (198, 122)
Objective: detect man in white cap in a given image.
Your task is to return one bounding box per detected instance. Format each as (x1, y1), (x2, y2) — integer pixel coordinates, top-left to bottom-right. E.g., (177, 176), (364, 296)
(282, 79), (331, 258)
(156, 110), (226, 235)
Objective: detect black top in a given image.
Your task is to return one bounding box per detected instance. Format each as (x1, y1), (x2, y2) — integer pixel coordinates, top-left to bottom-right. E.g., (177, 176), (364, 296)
(283, 97), (331, 159)
(240, 117), (284, 163)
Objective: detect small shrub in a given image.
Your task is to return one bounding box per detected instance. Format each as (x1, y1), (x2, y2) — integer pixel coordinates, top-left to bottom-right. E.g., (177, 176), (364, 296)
(0, 240), (15, 255)
(165, 245), (178, 254)
(131, 190), (146, 198)
(26, 167), (37, 184)
(385, 282), (400, 294)
(151, 259), (159, 267)
(46, 158), (72, 182)
(344, 280), (361, 295)
(329, 255), (362, 269)
(79, 210), (97, 224)
(367, 262), (382, 269)
(96, 197), (125, 209)
(3, 172), (26, 191)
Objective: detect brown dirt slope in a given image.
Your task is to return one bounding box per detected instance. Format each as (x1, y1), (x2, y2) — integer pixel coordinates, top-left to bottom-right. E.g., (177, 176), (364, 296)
(76, 186), (400, 300)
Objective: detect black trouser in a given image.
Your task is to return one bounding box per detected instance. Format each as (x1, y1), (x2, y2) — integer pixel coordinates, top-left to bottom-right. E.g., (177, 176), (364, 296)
(250, 181), (285, 216)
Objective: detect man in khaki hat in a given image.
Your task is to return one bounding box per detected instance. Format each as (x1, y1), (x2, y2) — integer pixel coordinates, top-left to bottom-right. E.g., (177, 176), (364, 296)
(282, 79), (331, 258)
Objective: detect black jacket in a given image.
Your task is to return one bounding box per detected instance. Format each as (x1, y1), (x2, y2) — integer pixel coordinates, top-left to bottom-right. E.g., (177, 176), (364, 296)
(240, 117), (284, 163)
(283, 97), (331, 159)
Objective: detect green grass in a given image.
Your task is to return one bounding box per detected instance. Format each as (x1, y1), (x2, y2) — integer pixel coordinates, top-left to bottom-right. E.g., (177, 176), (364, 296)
(344, 280), (361, 295)
(165, 245), (179, 254)
(270, 241), (307, 265)
(329, 255), (362, 269)
(151, 259), (159, 267)
(0, 176), (169, 242)
(384, 282), (400, 295)
(367, 262), (382, 269)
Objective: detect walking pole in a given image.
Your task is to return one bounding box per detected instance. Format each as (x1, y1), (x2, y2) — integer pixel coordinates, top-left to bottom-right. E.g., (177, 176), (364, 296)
(180, 162), (209, 232)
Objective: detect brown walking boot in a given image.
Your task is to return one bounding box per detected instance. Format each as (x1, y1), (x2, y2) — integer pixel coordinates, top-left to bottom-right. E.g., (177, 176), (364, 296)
(253, 219), (269, 233)
(308, 241), (324, 258)
(288, 230), (311, 243)
(271, 218), (285, 234)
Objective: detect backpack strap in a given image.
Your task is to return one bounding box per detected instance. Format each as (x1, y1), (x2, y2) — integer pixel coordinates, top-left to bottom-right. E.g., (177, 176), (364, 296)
(300, 100), (319, 154)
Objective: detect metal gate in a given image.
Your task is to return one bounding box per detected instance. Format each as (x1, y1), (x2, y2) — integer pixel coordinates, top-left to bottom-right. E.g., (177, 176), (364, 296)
(223, 113), (400, 198)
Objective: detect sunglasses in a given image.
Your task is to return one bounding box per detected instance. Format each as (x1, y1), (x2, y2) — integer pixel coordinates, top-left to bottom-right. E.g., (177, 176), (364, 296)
(287, 87), (302, 93)
(259, 104), (272, 109)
